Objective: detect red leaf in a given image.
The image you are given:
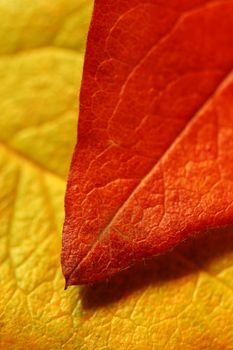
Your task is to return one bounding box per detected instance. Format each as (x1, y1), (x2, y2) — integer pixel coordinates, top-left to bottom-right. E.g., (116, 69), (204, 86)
(62, 0), (233, 285)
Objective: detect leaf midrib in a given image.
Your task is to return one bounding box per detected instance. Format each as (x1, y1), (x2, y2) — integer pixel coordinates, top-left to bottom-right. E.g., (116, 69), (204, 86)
(0, 140), (65, 183)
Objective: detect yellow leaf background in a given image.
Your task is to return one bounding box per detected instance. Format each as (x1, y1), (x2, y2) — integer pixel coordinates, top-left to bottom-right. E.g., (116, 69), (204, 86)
(0, 1), (233, 349)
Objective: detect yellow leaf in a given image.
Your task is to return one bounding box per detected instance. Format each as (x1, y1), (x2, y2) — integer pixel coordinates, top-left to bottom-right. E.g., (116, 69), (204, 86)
(0, 1), (233, 349)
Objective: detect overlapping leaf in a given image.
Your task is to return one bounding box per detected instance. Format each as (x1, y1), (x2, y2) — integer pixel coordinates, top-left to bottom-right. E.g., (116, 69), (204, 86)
(63, 0), (233, 285)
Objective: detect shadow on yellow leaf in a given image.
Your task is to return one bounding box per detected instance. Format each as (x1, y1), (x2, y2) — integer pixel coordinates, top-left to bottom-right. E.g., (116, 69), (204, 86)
(81, 226), (233, 310)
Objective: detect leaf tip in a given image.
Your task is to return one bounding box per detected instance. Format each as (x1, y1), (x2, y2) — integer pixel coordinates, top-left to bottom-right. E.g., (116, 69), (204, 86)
(64, 277), (70, 290)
